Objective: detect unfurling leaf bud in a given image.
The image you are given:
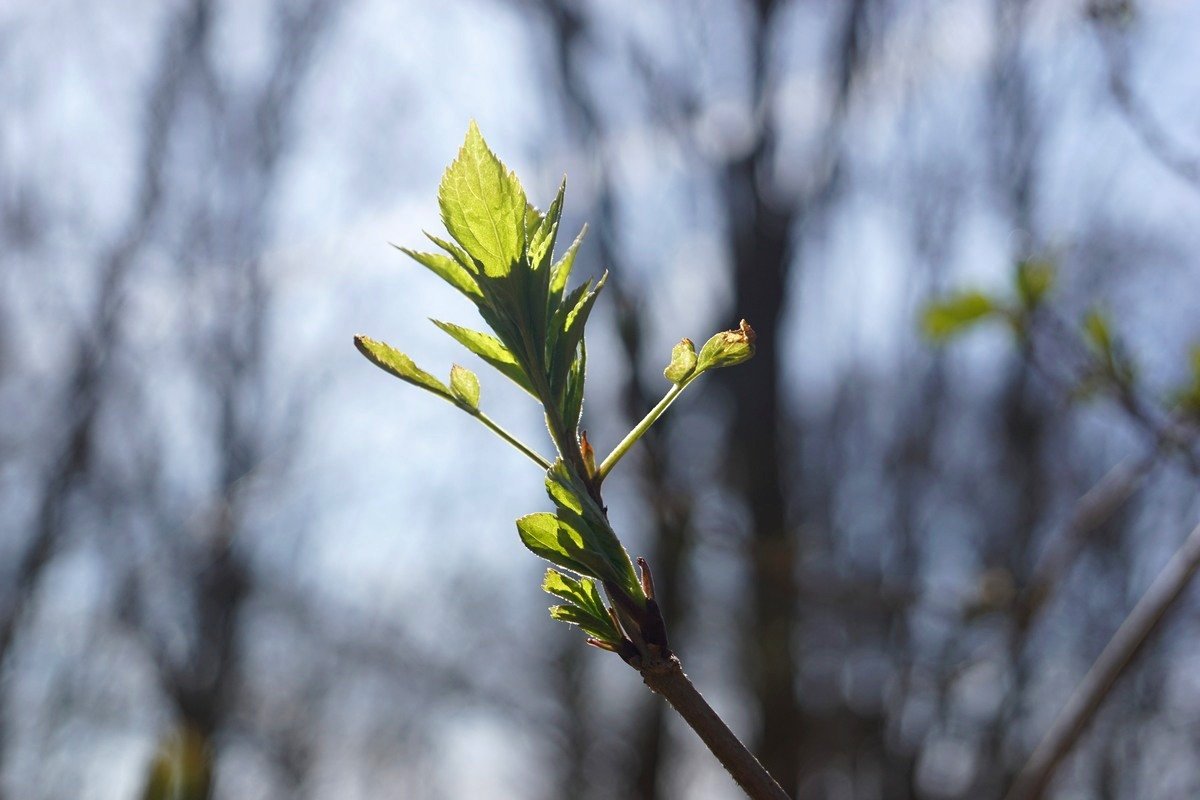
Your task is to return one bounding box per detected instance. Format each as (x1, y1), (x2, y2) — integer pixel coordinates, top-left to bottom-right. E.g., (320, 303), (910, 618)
(696, 320), (756, 373)
(580, 430), (597, 477)
(449, 364), (481, 409)
(663, 338), (698, 384)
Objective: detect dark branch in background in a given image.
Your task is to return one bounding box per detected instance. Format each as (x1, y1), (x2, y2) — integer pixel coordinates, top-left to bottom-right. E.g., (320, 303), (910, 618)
(79, 1), (341, 795)
(993, 302), (1200, 798)
(720, 1), (869, 792)
(1015, 455), (1153, 626)
(1089, 1), (1200, 192)
(0, 2), (215, 788)
(1006, 520), (1200, 800)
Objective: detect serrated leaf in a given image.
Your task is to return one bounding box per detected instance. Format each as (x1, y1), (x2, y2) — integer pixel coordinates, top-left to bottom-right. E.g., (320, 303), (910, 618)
(543, 569), (609, 622)
(921, 292), (998, 341)
(449, 364), (480, 409)
(431, 320), (538, 397)
(530, 177), (566, 274)
(550, 272), (607, 397)
(396, 247), (482, 301)
(561, 341), (586, 433)
(549, 604), (621, 643)
(516, 512), (605, 578)
(438, 121), (527, 278)
(543, 459), (642, 600)
(424, 231), (480, 274)
(664, 338), (698, 383)
(354, 335), (452, 399)
(546, 279), (591, 366)
(549, 224), (586, 300)
(524, 203), (544, 244)
(545, 460), (585, 517)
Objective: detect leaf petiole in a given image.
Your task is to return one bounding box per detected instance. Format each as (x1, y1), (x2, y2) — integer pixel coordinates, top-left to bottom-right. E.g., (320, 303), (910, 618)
(467, 407), (553, 470)
(596, 378), (692, 482)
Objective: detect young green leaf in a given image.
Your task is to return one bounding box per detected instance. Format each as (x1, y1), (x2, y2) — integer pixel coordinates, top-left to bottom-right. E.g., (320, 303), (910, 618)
(516, 512), (609, 578)
(550, 272), (608, 397)
(549, 603), (622, 643)
(664, 338), (698, 384)
(696, 320), (756, 373)
(396, 246), (482, 302)
(353, 336), (453, 400)
(449, 364), (480, 409)
(529, 177), (566, 273)
(543, 568), (610, 623)
(438, 121), (527, 278)
(549, 224), (587, 301)
(561, 341), (587, 433)
(921, 291), (998, 341)
(544, 460), (643, 601)
(431, 320), (538, 397)
(424, 231), (481, 274)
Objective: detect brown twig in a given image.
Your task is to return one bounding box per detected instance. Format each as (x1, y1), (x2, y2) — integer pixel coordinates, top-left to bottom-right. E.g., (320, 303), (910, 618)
(640, 655), (790, 800)
(1006, 519), (1200, 800)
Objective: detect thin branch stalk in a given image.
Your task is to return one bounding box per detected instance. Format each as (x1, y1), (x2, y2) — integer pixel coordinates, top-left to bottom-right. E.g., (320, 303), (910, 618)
(640, 655), (790, 800)
(1006, 519), (1200, 800)
(597, 381), (688, 481)
(470, 409), (551, 469)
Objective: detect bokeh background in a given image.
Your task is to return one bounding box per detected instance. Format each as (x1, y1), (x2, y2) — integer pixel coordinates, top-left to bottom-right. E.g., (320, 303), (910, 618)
(3, 0), (1200, 797)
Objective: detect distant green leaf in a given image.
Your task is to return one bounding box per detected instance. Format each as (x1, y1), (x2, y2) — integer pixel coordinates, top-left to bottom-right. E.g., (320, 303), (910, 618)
(921, 292), (998, 341)
(1015, 260), (1056, 309)
(1083, 309), (1113, 357)
(431, 320), (538, 397)
(449, 364), (480, 409)
(354, 336), (452, 399)
(696, 320), (756, 372)
(438, 121), (527, 278)
(396, 246), (482, 301)
(664, 338), (698, 384)
(1169, 345), (1200, 417)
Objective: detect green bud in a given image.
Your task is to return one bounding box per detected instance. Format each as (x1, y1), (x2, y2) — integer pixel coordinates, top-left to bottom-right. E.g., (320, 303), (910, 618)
(1015, 259), (1055, 309)
(663, 338), (698, 384)
(696, 320), (756, 373)
(449, 364), (481, 409)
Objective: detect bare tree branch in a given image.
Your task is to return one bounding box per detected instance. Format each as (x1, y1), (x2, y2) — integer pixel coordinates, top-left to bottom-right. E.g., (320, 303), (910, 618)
(1006, 518), (1200, 800)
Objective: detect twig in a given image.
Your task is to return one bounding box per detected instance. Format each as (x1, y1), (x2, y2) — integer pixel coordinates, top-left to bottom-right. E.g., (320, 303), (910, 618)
(1006, 519), (1200, 800)
(597, 381), (686, 481)
(640, 655), (791, 800)
(1017, 455), (1153, 624)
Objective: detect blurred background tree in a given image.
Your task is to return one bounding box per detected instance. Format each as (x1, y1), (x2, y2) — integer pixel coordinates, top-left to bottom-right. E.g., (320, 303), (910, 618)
(2, 0), (1199, 798)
